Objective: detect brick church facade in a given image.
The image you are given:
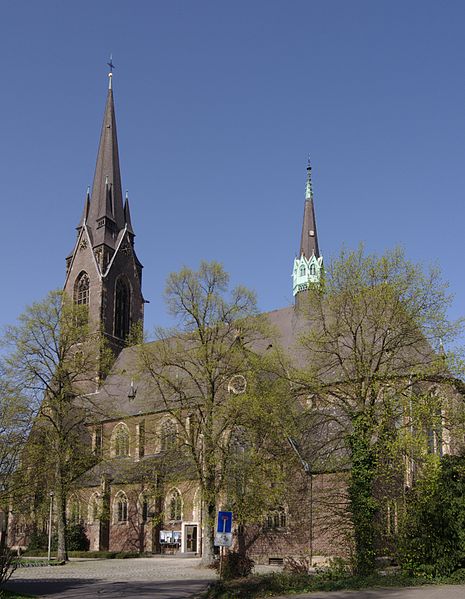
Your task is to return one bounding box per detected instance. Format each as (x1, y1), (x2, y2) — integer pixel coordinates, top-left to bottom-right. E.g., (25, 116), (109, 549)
(56, 72), (339, 562)
(8, 71), (456, 564)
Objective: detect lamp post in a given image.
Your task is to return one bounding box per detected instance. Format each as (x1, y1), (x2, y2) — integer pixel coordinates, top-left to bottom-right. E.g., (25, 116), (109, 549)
(287, 437), (313, 568)
(47, 491), (54, 562)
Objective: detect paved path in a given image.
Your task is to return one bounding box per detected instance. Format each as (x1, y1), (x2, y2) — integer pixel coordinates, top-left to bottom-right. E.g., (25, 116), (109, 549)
(6, 556), (217, 598)
(7, 559), (465, 599)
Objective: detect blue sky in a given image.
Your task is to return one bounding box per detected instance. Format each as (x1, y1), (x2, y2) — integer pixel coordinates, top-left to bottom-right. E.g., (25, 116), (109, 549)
(1, 0), (465, 335)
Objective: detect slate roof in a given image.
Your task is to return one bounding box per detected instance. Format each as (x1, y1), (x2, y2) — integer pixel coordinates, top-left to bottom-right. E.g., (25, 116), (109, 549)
(77, 455), (163, 488)
(88, 305), (305, 421)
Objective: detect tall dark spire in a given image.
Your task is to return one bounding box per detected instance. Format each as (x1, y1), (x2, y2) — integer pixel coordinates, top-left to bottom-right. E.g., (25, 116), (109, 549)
(86, 72), (125, 248)
(65, 66), (144, 364)
(299, 160), (320, 259)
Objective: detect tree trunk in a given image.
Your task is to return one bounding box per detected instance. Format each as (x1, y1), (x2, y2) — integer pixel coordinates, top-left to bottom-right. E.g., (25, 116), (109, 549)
(237, 525), (246, 557)
(348, 414), (378, 576)
(55, 467), (68, 562)
(201, 498), (216, 566)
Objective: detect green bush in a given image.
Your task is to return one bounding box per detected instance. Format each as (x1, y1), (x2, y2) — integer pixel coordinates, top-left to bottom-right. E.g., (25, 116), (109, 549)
(26, 530), (48, 550)
(26, 524), (89, 553)
(65, 524), (89, 551)
(398, 455), (465, 576)
(219, 551), (254, 580)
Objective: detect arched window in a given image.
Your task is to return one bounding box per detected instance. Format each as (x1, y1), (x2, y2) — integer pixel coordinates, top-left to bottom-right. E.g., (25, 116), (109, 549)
(299, 265), (306, 277)
(309, 264), (316, 276)
(114, 491), (128, 523)
(114, 277), (131, 339)
(161, 420), (177, 451)
(68, 496), (81, 525)
(74, 272), (90, 305)
(168, 489), (182, 521)
(111, 423), (130, 457)
(88, 493), (100, 524)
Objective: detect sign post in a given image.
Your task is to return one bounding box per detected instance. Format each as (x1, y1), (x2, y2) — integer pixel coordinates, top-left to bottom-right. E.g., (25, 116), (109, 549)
(214, 511), (233, 547)
(214, 511), (233, 577)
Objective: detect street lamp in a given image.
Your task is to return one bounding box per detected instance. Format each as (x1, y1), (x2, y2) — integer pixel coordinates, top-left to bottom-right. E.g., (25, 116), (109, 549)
(287, 437), (313, 568)
(47, 491), (54, 562)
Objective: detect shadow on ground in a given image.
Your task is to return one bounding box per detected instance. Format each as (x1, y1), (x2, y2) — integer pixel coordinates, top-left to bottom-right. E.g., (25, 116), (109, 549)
(275, 585), (465, 599)
(5, 578), (210, 598)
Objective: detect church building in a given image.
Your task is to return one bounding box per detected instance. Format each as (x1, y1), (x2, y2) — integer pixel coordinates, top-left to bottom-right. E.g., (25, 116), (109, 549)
(53, 71), (332, 561)
(10, 68), (455, 566)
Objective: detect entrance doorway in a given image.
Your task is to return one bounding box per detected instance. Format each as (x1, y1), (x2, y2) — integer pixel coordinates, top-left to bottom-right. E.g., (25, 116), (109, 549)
(185, 524), (198, 553)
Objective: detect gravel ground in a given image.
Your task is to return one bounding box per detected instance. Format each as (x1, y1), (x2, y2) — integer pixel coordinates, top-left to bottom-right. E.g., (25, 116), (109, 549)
(6, 557), (219, 598)
(10, 556), (218, 582)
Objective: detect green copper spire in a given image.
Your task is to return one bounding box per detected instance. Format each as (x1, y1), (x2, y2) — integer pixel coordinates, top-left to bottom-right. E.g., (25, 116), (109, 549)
(305, 157), (313, 201)
(293, 159), (323, 298)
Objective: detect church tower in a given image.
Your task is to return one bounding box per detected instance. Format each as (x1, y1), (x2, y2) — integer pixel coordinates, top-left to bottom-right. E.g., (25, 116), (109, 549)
(292, 160), (323, 305)
(64, 70), (144, 357)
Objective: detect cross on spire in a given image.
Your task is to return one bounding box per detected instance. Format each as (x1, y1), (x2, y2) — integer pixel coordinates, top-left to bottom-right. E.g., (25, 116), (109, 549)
(107, 54), (115, 73)
(107, 54), (115, 89)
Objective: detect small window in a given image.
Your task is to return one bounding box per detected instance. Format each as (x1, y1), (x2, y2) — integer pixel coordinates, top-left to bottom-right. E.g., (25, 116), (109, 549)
(161, 420), (177, 451)
(115, 491), (128, 523)
(142, 497), (149, 522)
(138, 421), (145, 458)
(309, 264), (316, 276)
(93, 425), (103, 456)
(265, 507), (287, 530)
(299, 265), (306, 277)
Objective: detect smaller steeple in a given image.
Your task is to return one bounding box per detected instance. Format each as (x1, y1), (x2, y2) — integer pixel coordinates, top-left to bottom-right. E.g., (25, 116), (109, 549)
(292, 159), (323, 298)
(299, 159), (319, 259)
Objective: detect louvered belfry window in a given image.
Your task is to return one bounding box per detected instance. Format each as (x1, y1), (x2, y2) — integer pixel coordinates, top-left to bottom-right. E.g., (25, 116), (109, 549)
(115, 277), (131, 339)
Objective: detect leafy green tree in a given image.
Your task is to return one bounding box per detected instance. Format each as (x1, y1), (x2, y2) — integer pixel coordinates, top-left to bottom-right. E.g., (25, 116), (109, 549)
(140, 262), (288, 565)
(222, 372), (294, 557)
(399, 454), (465, 576)
(293, 246), (461, 575)
(3, 290), (112, 561)
(0, 365), (32, 505)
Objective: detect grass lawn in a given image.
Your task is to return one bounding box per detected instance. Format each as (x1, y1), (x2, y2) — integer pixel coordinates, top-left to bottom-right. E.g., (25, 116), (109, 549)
(0, 591), (35, 598)
(204, 570), (465, 599)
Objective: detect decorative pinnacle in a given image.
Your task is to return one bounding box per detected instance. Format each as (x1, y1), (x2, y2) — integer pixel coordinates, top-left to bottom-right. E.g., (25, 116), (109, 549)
(305, 157), (313, 201)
